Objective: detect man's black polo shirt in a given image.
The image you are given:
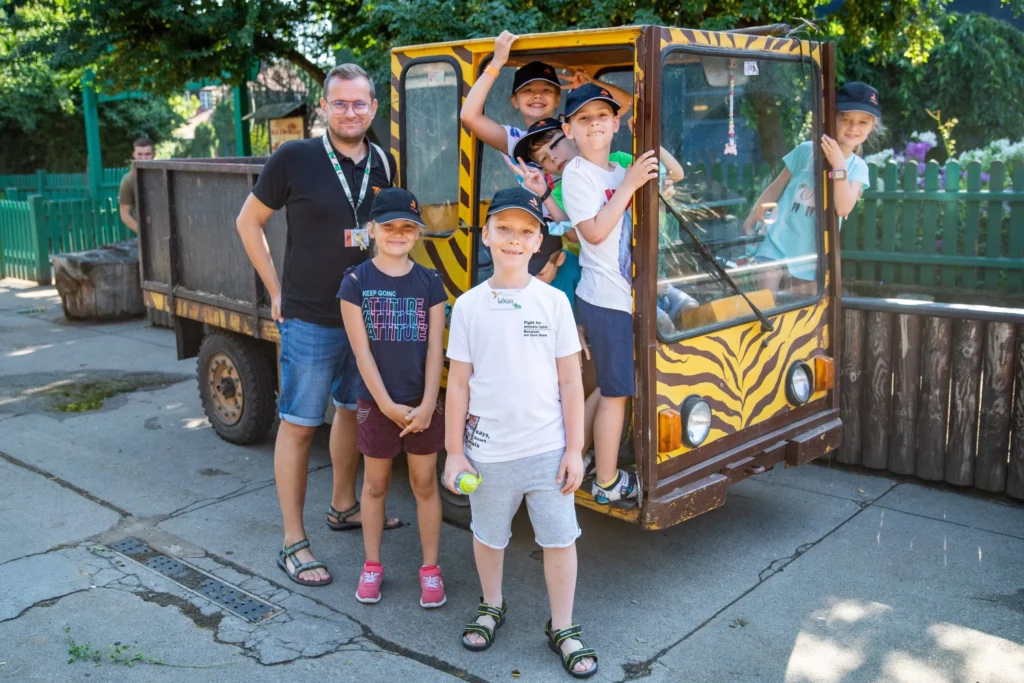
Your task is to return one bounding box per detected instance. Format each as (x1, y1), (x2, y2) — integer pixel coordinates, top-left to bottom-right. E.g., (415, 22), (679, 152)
(252, 136), (397, 327)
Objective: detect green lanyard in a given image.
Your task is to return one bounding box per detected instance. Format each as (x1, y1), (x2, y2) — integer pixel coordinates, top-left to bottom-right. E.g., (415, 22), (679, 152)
(322, 133), (371, 215)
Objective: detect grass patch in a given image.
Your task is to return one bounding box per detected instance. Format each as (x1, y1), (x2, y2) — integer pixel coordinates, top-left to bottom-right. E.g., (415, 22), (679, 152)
(65, 626), (162, 667)
(43, 378), (172, 413)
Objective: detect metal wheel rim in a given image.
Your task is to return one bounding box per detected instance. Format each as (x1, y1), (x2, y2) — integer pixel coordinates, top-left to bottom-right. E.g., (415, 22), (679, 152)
(207, 351), (244, 426)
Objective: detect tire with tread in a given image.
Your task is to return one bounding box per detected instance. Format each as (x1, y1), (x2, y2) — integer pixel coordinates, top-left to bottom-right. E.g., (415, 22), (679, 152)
(197, 331), (277, 445)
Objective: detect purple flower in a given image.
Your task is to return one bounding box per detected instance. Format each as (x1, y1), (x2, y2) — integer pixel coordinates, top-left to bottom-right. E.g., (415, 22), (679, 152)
(905, 141), (933, 162)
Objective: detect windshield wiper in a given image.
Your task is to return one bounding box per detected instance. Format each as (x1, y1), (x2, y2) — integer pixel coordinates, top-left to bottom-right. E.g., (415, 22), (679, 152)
(658, 191), (774, 333)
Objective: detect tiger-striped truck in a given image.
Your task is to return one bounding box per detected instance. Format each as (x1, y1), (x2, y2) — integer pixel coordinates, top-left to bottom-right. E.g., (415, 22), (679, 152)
(138, 24), (843, 530)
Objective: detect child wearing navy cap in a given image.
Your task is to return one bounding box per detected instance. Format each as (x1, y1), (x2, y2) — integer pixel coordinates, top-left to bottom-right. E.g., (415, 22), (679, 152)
(443, 187), (597, 678)
(743, 81), (882, 294)
(338, 187), (448, 609)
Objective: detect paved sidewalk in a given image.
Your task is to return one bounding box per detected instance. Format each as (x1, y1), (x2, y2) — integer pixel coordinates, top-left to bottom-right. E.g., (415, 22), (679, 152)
(1, 278), (1022, 683)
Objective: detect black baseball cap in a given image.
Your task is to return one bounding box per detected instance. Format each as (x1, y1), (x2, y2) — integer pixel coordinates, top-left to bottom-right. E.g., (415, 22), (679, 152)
(511, 117), (564, 164)
(512, 61), (560, 93)
(837, 82), (881, 119)
(369, 187), (426, 227)
(486, 187), (545, 226)
(563, 83), (620, 119)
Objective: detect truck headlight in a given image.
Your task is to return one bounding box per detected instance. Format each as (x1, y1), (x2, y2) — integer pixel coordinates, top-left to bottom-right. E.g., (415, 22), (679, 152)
(786, 361), (813, 405)
(680, 396), (712, 447)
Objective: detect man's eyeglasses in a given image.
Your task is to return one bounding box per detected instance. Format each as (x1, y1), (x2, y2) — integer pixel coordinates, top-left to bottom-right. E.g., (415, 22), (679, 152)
(326, 100), (371, 115)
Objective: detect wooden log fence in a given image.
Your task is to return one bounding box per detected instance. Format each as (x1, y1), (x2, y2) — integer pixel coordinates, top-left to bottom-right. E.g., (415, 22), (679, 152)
(0, 196), (134, 284)
(840, 297), (1024, 500)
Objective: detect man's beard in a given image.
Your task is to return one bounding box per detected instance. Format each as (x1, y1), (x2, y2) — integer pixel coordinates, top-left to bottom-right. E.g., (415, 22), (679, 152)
(330, 120), (369, 145)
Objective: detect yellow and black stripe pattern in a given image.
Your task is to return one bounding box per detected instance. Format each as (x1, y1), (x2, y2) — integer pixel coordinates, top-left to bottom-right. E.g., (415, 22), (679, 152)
(391, 46), (476, 304)
(659, 28), (822, 65)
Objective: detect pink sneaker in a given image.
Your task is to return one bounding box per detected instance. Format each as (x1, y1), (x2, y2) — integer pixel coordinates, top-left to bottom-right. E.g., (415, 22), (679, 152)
(419, 565), (446, 608)
(355, 561), (383, 604)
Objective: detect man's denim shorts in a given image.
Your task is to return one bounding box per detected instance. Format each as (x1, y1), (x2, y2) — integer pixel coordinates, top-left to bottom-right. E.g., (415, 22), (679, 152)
(277, 318), (362, 426)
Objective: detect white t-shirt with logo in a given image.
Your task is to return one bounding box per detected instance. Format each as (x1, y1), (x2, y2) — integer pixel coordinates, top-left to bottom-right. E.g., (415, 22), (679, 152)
(561, 156), (632, 313)
(503, 125), (525, 158)
(446, 278), (581, 463)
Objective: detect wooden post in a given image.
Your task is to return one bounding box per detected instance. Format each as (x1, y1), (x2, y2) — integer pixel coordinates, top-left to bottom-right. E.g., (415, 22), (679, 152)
(233, 82), (252, 157)
(975, 322), (1016, 492)
(26, 195), (51, 285)
(839, 308), (865, 465)
(1008, 324), (1024, 500)
(889, 313), (922, 474)
(862, 310), (893, 469)
(82, 70), (103, 198)
(946, 319), (984, 485)
(916, 316), (952, 481)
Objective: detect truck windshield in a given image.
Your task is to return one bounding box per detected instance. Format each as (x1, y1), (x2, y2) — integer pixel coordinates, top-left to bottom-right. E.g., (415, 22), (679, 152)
(657, 51), (821, 340)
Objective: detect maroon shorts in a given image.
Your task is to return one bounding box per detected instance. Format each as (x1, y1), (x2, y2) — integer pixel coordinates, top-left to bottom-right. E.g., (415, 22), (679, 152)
(356, 398), (446, 459)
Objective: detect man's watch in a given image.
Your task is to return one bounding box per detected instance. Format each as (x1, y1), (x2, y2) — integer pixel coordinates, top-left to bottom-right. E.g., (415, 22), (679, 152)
(829, 168), (848, 181)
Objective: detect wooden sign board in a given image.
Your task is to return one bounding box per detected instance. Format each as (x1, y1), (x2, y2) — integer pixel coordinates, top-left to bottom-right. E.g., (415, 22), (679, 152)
(269, 115), (306, 152)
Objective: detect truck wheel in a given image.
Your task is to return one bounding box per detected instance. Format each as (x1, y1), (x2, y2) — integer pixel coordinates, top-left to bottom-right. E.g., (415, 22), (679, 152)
(197, 332), (276, 445)
(436, 452), (472, 530)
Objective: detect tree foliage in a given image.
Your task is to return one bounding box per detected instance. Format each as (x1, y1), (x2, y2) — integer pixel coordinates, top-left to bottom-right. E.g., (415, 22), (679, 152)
(845, 12), (1024, 152)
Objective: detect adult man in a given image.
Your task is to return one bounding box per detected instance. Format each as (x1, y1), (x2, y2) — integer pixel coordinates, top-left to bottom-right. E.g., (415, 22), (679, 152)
(118, 137), (155, 233)
(236, 64), (399, 586)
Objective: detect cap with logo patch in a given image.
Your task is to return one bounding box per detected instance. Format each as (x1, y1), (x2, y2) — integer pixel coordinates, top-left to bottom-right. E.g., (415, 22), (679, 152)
(369, 187), (426, 227)
(563, 83), (620, 119)
(836, 82), (881, 119)
(486, 187), (545, 226)
(511, 117), (564, 165)
(512, 61), (561, 93)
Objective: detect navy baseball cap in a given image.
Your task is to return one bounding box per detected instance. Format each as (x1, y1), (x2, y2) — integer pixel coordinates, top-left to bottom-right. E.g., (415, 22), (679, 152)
(486, 187), (545, 226)
(512, 61), (560, 93)
(511, 117), (564, 164)
(563, 83), (620, 119)
(370, 187), (426, 227)
(837, 82), (881, 119)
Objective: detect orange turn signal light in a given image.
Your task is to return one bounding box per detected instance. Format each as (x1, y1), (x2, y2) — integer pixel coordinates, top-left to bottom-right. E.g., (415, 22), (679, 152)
(814, 356), (835, 392)
(658, 408), (682, 453)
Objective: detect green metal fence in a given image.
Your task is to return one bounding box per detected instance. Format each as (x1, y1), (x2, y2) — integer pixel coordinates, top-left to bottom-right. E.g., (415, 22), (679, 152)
(842, 160), (1024, 291)
(0, 196), (133, 284)
(0, 167), (128, 204)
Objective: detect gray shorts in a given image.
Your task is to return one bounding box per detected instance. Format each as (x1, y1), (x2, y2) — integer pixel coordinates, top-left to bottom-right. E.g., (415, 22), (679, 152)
(467, 449), (582, 549)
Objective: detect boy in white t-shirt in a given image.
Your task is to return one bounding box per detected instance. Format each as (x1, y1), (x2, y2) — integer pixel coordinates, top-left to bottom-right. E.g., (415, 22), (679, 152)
(559, 84), (660, 505)
(443, 188), (597, 677)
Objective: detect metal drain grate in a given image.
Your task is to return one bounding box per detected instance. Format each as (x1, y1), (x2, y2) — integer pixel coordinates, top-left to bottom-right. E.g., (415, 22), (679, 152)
(109, 536), (279, 623)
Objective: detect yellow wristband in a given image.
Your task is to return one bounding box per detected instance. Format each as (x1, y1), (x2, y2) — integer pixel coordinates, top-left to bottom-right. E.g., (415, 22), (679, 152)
(485, 65), (501, 78)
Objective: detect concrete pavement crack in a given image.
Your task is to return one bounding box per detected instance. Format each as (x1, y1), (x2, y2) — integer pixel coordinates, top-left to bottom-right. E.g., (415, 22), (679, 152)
(166, 462), (333, 519)
(615, 482), (901, 681)
(0, 588), (93, 624)
(0, 450), (129, 516)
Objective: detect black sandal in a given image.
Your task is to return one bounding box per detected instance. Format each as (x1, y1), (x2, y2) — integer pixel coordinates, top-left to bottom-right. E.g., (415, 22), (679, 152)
(276, 539), (332, 587)
(462, 599), (507, 652)
(546, 620), (599, 679)
(327, 503), (402, 531)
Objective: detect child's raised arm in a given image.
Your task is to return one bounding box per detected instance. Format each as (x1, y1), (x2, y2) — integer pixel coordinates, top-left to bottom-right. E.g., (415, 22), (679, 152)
(460, 31), (518, 154)
(821, 134), (864, 218)
(742, 168), (792, 234)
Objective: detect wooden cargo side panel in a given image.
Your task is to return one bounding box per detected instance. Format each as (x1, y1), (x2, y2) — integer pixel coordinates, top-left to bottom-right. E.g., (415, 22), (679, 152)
(1008, 324), (1024, 500)
(138, 168), (171, 286)
(174, 171), (262, 303)
(839, 308), (865, 465)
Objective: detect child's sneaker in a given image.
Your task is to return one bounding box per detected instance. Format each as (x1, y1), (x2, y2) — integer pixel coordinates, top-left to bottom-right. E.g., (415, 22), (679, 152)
(419, 564), (446, 608)
(591, 469), (637, 505)
(355, 561), (383, 604)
